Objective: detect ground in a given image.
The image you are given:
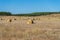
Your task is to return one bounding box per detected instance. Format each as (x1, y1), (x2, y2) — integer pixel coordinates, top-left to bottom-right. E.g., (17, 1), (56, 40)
(0, 14), (60, 40)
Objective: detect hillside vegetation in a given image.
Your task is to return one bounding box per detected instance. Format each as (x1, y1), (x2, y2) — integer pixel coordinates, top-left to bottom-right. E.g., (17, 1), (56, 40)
(0, 12), (60, 16)
(0, 12), (12, 16)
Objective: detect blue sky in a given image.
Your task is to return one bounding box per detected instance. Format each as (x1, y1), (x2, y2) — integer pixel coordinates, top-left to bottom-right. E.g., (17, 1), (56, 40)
(0, 0), (60, 14)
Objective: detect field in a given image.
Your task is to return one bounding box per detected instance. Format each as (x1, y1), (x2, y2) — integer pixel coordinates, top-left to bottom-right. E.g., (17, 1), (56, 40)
(0, 14), (60, 40)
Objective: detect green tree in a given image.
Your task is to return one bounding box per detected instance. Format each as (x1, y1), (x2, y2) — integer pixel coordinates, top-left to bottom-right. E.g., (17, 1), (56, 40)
(0, 12), (12, 16)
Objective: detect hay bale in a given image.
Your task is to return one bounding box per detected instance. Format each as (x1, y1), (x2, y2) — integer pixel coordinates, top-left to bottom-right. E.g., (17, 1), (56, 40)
(14, 18), (16, 20)
(0, 18), (3, 20)
(27, 19), (33, 24)
(7, 19), (12, 22)
(34, 18), (40, 20)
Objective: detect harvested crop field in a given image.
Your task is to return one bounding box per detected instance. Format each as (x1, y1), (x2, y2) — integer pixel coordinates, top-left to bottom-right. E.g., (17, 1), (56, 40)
(0, 14), (60, 40)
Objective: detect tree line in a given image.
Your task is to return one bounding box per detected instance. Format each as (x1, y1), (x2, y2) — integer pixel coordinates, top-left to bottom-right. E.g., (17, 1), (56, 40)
(0, 12), (60, 16)
(0, 12), (12, 16)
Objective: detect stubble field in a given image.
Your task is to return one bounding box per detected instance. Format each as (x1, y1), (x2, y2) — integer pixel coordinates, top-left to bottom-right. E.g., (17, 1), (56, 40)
(0, 14), (60, 40)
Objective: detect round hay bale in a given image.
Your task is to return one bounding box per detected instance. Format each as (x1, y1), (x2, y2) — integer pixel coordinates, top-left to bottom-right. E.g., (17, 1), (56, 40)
(35, 18), (40, 20)
(7, 19), (12, 22)
(14, 18), (16, 20)
(0, 18), (3, 20)
(27, 19), (33, 24)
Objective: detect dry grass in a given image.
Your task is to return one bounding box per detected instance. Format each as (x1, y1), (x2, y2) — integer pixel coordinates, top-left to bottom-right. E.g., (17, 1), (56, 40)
(0, 14), (60, 40)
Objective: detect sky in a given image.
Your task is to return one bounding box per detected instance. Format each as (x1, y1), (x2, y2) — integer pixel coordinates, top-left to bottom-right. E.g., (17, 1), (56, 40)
(0, 0), (60, 14)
